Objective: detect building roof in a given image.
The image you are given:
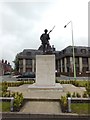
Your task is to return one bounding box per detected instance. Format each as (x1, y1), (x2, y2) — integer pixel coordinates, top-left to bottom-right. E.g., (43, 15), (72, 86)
(17, 49), (43, 59)
(58, 46), (90, 58)
(17, 46), (90, 59)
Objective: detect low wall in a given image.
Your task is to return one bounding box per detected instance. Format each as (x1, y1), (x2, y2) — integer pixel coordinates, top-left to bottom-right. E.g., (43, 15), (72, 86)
(1, 113), (90, 120)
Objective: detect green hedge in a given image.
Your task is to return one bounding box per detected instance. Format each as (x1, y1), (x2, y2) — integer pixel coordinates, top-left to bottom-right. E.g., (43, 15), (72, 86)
(58, 80), (89, 87)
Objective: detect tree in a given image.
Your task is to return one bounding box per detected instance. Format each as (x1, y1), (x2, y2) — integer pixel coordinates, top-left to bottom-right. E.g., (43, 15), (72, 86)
(13, 54), (19, 73)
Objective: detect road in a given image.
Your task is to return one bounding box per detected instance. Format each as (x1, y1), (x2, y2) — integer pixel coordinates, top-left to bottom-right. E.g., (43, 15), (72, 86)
(57, 75), (89, 80)
(0, 75), (89, 82)
(0, 75), (17, 82)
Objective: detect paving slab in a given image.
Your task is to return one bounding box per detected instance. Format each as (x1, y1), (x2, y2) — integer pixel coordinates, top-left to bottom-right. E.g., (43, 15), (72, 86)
(20, 101), (62, 114)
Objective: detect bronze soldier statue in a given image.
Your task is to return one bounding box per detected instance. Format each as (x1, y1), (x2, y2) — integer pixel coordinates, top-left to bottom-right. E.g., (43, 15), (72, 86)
(40, 26), (55, 54)
(40, 29), (50, 53)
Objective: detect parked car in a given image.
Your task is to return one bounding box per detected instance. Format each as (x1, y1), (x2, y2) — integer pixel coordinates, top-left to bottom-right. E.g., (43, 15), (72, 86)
(16, 72), (35, 78)
(4, 72), (11, 75)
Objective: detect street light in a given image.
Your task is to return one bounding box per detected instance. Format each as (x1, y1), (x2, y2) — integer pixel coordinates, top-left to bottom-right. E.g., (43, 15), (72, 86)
(64, 21), (76, 80)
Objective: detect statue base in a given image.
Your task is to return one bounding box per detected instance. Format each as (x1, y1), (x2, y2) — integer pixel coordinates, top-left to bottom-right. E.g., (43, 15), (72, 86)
(28, 55), (63, 91)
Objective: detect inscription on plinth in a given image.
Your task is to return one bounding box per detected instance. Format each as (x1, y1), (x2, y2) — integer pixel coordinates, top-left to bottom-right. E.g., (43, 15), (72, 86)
(36, 55), (55, 86)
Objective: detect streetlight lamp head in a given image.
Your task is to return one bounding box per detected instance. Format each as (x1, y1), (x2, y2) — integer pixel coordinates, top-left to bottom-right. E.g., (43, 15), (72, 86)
(64, 25), (67, 28)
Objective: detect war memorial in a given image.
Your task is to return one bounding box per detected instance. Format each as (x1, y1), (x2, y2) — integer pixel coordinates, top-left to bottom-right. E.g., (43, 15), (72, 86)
(1, 29), (90, 120)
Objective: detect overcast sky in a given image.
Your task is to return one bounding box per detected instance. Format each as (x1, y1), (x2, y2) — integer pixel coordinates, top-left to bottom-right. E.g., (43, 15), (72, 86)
(0, 0), (89, 67)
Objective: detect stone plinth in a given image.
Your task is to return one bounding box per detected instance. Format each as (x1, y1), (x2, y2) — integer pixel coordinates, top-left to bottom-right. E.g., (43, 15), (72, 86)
(36, 55), (55, 86)
(28, 55), (63, 91)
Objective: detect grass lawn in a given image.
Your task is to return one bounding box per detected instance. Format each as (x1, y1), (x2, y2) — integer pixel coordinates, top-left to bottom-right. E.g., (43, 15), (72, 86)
(0, 102), (10, 112)
(71, 103), (90, 114)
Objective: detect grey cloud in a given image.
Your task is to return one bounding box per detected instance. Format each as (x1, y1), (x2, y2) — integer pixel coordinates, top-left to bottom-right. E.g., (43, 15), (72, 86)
(5, 2), (49, 20)
(2, 2), (51, 38)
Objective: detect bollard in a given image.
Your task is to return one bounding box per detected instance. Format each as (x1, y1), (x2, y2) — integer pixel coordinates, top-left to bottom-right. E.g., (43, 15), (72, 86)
(68, 97), (71, 112)
(10, 97), (14, 112)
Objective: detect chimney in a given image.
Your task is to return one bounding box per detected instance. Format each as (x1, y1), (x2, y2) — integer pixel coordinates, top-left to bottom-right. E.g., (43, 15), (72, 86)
(5, 60), (7, 64)
(2, 59), (4, 63)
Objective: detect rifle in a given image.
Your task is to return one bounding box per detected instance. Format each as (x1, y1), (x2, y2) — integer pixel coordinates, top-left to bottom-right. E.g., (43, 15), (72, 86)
(48, 26), (55, 34)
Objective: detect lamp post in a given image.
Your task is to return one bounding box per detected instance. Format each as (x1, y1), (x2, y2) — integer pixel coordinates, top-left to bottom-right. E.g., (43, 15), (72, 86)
(64, 21), (76, 80)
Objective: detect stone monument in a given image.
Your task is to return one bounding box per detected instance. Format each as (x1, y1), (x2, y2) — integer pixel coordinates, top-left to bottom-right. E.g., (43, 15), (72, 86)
(28, 28), (63, 90)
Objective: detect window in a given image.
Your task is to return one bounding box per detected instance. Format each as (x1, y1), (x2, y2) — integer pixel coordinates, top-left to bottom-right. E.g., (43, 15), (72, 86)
(88, 49), (90, 53)
(74, 48), (77, 53)
(67, 57), (70, 66)
(19, 60), (23, 66)
(26, 59), (32, 66)
(26, 52), (31, 56)
(82, 57), (88, 64)
(75, 57), (79, 64)
(81, 49), (86, 54)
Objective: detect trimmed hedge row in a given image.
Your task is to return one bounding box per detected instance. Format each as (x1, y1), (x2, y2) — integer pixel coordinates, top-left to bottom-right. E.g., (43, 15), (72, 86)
(0, 81), (34, 88)
(66, 91), (89, 98)
(56, 80), (89, 87)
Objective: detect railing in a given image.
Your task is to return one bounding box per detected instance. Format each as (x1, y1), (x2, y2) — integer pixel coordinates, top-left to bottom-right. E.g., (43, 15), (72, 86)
(68, 97), (90, 112)
(0, 97), (14, 112)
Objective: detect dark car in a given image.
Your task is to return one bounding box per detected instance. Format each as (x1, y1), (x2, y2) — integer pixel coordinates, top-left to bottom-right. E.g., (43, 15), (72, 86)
(4, 72), (11, 75)
(16, 72), (35, 78)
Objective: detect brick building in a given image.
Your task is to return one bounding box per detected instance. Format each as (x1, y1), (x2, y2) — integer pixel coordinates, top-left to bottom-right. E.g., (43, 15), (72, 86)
(0, 60), (4, 76)
(0, 59), (12, 75)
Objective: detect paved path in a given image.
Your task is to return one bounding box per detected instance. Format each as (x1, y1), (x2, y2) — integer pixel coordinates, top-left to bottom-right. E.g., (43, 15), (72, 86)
(20, 101), (62, 114)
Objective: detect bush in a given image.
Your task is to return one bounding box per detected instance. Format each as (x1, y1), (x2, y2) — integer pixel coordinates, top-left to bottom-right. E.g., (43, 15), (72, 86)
(72, 92), (76, 98)
(67, 81), (70, 84)
(55, 79), (59, 83)
(1, 91), (24, 111)
(76, 92), (81, 98)
(60, 96), (68, 112)
(3, 81), (24, 87)
(85, 83), (88, 87)
(2, 82), (8, 92)
(2, 91), (11, 97)
(86, 88), (90, 97)
(13, 92), (23, 111)
(71, 81), (76, 85)
(2, 92), (7, 97)
(10, 92), (15, 97)
(60, 81), (64, 84)
(86, 83), (90, 97)
(0, 91), (2, 97)
(74, 82), (79, 87)
(66, 92), (71, 98)
(82, 91), (88, 98)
